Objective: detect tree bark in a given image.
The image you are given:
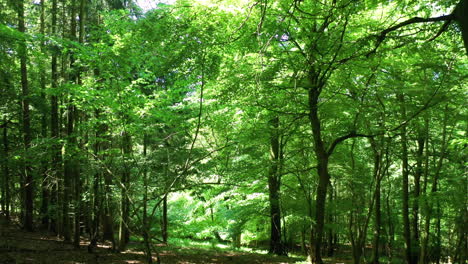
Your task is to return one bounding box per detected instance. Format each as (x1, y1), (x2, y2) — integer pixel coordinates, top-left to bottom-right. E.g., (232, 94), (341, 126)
(2, 119), (10, 221)
(370, 137), (384, 264)
(419, 106), (448, 264)
(50, 0), (61, 234)
(162, 195), (168, 243)
(326, 183), (334, 257)
(307, 85), (329, 264)
(411, 130), (424, 263)
(39, 0), (50, 228)
(17, 0), (34, 232)
(91, 110), (102, 241)
(63, 0), (79, 243)
(72, 0), (86, 249)
(268, 116), (286, 256)
(119, 131), (131, 250)
(142, 134), (153, 263)
(397, 93), (414, 264)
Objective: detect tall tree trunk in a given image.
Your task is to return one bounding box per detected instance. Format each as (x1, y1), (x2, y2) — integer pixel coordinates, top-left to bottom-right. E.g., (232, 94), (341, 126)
(161, 142), (169, 244)
(119, 131), (131, 251)
(370, 137), (384, 264)
(326, 183), (334, 257)
(100, 124), (115, 249)
(435, 203), (441, 264)
(72, 0), (86, 249)
(63, 105), (73, 242)
(411, 130), (424, 263)
(18, 0), (34, 232)
(142, 134), (155, 264)
(39, 0), (50, 228)
(162, 195), (168, 243)
(385, 185), (395, 260)
(50, 0), (60, 234)
(91, 110), (102, 241)
(397, 93), (414, 264)
(308, 86), (329, 264)
(268, 116), (286, 256)
(63, 0), (78, 242)
(419, 107), (448, 264)
(2, 119), (10, 221)
(102, 164), (116, 250)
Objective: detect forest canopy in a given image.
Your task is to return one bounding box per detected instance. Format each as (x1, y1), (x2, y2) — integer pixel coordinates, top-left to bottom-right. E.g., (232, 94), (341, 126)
(0, 0), (466, 264)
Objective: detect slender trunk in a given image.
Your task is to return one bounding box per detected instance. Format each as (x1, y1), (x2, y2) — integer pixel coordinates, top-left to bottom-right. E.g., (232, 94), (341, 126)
(39, 0), (50, 228)
(419, 107), (448, 264)
(162, 195), (168, 243)
(370, 137), (383, 264)
(162, 144), (170, 243)
(63, 0), (78, 242)
(411, 131), (424, 263)
(102, 167), (116, 249)
(268, 116), (286, 256)
(435, 203), (441, 264)
(308, 86), (329, 264)
(2, 120), (10, 220)
(18, 0), (34, 232)
(91, 110), (102, 241)
(385, 186), (394, 260)
(72, 0), (86, 248)
(119, 131), (131, 250)
(397, 94), (413, 264)
(50, 0), (60, 234)
(326, 184), (334, 257)
(142, 134), (153, 263)
(63, 104), (73, 242)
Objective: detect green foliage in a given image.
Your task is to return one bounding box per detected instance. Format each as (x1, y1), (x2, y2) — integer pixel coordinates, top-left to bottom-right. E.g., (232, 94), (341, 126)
(0, 0), (466, 263)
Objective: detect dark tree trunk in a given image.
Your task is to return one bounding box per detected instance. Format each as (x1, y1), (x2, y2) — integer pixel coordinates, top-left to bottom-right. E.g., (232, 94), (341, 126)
(63, 103), (74, 242)
(72, 0), (86, 249)
(370, 138), (382, 264)
(326, 184), (334, 257)
(411, 132), (424, 263)
(419, 107), (448, 264)
(50, 0), (60, 234)
(397, 94), (414, 264)
(308, 86), (329, 264)
(142, 134), (152, 263)
(268, 116), (286, 256)
(63, 0), (78, 242)
(162, 195), (168, 243)
(119, 131), (131, 250)
(91, 110), (102, 241)
(39, 0), (50, 228)
(455, 0), (468, 53)
(372, 178), (381, 263)
(2, 119), (10, 221)
(102, 157), (116, 250)
(385, 188), (395, 260)
(18, 0), (34, 232)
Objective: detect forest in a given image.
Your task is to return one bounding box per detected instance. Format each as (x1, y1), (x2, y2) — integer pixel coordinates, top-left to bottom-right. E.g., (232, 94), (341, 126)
(0, 0), (467, 263)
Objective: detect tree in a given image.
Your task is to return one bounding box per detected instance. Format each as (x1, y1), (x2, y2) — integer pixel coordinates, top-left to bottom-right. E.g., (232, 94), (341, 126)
(17, 0), (34, 232)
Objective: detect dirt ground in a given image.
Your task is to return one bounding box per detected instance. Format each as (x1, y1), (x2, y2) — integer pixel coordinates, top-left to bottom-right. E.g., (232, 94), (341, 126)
(0, 217), (302, 264)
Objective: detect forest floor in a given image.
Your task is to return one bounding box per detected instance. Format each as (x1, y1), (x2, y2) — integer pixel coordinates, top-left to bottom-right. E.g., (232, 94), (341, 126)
(0, 216), (315, 264)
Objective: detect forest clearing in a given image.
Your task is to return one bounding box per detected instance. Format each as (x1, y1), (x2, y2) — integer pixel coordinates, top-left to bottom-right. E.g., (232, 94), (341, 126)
(0, 0), (467, 263)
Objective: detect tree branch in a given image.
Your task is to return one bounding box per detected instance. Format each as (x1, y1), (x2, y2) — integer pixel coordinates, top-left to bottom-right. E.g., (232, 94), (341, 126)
(368, 14), (455, 56)
(327, 131), (375, 156)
